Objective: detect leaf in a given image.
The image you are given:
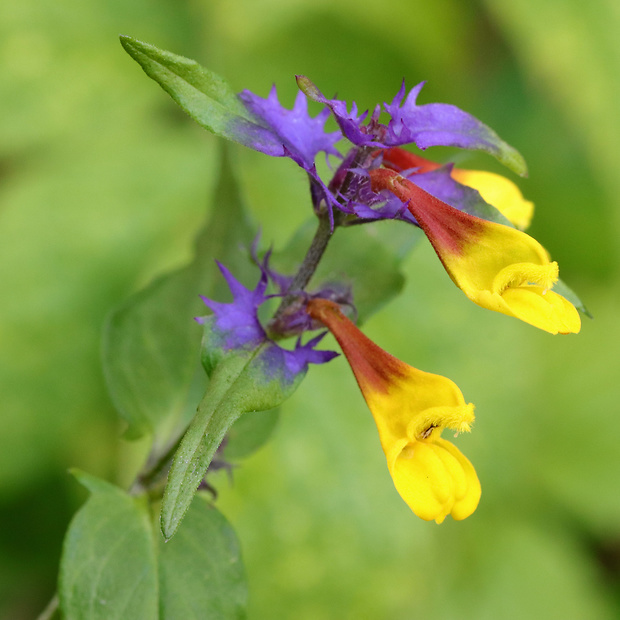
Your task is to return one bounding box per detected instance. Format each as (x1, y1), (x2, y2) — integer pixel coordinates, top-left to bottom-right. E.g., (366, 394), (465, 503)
(224, 408), (280, 461)
(120, 36), (247, 128)
(159, 495), (247, 620)
(119, 36), (279, 155)
(161, 322), (309, 540)
(102, 145), (256, 440)
(59, 471), (158, 620)
(59, 472), (249, 620)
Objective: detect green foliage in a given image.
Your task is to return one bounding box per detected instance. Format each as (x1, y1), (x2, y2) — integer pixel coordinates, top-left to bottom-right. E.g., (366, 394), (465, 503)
(60, 471), (246, 619)
(158, 495), (247, 620)
(59, 471), (158, 619)
(102, 145), (256, 441)
(3, 1), (620, 619)
(161, 316), (309, 540)
(223, 409), (280, 460)
(120, 36), (263, 150)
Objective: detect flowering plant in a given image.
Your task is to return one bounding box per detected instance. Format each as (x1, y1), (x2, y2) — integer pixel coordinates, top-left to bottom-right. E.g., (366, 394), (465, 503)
(49, 36), (586, 619)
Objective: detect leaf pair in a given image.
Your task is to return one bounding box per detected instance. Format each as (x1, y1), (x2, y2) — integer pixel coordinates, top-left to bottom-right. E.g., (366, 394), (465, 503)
(60, 471), (246, 620)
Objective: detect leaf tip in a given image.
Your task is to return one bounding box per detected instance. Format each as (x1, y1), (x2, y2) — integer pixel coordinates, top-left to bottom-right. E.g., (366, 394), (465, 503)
(160, 514), (179, 542)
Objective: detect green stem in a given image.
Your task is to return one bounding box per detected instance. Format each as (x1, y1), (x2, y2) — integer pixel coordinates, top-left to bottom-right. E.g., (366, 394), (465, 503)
(267, 213), (335, 338)
(36, 594), (59, 620)
(130, 433), (184, 496)
(285, 214), (333, 293)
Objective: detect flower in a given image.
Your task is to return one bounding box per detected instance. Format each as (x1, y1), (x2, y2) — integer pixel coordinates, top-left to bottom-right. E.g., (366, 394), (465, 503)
(369, 168), (581, 334)
(381, 147), (534, 230)
(230, 77), (526, 226)
(306, 298), (481, 523)
(297, 77), (527, 175)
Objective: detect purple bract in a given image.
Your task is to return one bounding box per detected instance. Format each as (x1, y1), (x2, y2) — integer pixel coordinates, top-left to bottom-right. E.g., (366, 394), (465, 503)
(196, 262), (337, 382)
(229, 76), (525, 226)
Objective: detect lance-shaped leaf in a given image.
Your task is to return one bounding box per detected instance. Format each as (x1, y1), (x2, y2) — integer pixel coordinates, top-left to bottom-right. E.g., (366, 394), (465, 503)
(161, 324), (313, 540)
(119, 35), (285, 157)
(102, 145), (256, 441)
(160, 265), (336, 540)
(59, 471), (158, 620)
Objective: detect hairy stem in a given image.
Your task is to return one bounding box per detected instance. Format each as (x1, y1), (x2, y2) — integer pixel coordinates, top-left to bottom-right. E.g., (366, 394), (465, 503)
(287, 214), (333, 293)
(268, 212), (335, 336)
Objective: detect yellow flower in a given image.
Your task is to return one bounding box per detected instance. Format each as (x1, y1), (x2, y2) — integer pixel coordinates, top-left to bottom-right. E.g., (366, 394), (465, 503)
(370, 168), (581, 335)
(451, 168), (534, 230)
(306, 298), (481, 523)
(381, 148), (534, 229)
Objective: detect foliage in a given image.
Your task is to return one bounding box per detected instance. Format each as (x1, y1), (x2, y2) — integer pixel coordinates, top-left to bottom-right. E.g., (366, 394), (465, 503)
(1, 1), (619, 619)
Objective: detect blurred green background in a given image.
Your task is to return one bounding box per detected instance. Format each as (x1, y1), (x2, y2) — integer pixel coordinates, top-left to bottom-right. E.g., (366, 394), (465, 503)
(1, 0), (619, 618)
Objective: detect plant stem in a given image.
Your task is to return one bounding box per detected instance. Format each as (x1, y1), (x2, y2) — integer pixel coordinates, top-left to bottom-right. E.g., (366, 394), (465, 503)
(270, 213), (335, 324)
(130, 432), (185, 496)
(36, 594), (59, 620)
(270, 145), (375, 329)
(287, 214), (334, 293)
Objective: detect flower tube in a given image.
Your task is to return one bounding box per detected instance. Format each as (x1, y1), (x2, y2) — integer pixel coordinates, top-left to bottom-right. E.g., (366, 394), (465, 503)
(381, 148), (534, 230)
(370, 168), (581, 334)
(307, 298), (481, 523)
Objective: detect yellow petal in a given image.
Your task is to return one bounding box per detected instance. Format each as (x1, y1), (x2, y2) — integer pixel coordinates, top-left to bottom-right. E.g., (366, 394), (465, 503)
(434, 438), (481, 521)
(452, 168), (534, 230)
(442, 219), (553, 296)
(500, 286), (581, 334)
(389, 439), (480, 523)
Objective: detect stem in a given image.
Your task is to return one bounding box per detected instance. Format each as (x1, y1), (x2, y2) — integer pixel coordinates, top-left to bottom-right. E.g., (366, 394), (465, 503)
(270, 146), (376, 329)
(36, 594), (59, 620)
(287, 214), (334, 293)
(270, 213), (335, 325)
(130, 432), (184, 496)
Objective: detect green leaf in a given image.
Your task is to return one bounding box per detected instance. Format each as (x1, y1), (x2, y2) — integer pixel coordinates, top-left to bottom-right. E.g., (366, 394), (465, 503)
(159, 495), (247, 619)
(224, 408), (280, 461)
(59, 472), (249, 620)
(119, 36), (267, 150)
(102, 145), (256, 440)
(59, 471), (158, 620)
(161, 321), (308, 540)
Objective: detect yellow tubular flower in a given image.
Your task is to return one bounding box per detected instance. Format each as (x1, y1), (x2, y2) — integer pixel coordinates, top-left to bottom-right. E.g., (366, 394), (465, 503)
(370, 168), (581, 335)
(450, 168), (534, 230)
(381, 148), (534, 230)
(306, 298), (481, 523)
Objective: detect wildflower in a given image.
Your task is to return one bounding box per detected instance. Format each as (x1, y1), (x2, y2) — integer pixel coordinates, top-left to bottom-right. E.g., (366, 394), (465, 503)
(381, 147), (534, 230)
(233, 77), (526, 225)
(306, 298), (480, 523)
(369, 168), (581, 334)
